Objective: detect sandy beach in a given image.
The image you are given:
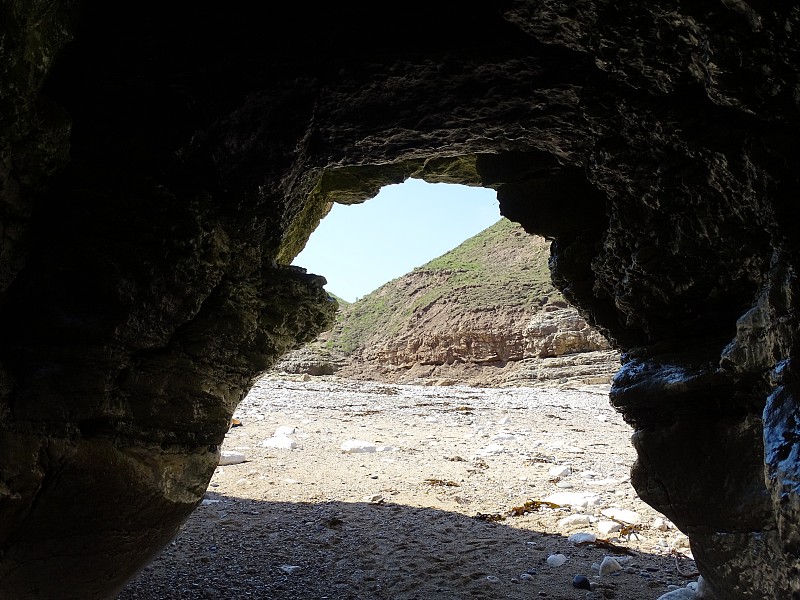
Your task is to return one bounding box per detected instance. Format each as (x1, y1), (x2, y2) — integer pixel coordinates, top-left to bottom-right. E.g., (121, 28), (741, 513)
(118, 376), (702, 600)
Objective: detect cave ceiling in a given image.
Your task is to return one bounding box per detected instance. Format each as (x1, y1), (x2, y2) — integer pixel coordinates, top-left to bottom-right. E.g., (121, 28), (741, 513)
(1, 2), (799, 598)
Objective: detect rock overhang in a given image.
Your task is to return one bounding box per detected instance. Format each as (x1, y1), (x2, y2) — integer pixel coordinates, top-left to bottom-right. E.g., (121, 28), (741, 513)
(1, 2), (799, 598)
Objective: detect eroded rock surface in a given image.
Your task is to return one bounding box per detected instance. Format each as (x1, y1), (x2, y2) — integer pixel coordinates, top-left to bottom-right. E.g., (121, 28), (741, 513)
(1, 2), (798, 598)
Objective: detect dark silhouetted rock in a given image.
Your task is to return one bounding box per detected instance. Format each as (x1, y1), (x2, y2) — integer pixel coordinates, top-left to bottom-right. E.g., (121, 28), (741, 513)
(1, 2), (798, 598)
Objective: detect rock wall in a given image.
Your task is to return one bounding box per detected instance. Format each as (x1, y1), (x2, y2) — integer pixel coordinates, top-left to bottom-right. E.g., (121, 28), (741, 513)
(370, 307), (606, 366)
(337, 306), (616, 387)
(1, 2), (798, 598)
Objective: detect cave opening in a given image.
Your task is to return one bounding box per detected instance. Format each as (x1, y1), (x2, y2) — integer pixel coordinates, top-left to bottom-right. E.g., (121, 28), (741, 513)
(141, 173), (667, 600)
(292, 178), (501, 303)
(276, 163), (619, 389)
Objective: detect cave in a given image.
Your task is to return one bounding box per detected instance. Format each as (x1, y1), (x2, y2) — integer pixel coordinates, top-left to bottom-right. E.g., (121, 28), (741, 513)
(1, 2), (798, 598)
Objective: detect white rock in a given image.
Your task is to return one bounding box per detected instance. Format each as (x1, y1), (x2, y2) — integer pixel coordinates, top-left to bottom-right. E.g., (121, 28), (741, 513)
(655, 589), (697, 600)
(653, 517), (670, 531)
(340, 439), (377, 453)
(558, 514), (594, 528)
(492, 432), (516, 441)
(549, 465), (572, 478)
(261, 436), (297, 449)
(279, 564), (301, 574)
(476, 444), (506, 456)
(601, 507), (642, 524)
(543, 491), (601, 508)
(218, 450), (246, 465)
(497, 415), (511, 425)
(363, 494), (384, 503)
(599, 556), (622, 576)
(568, 532), (597, 544)
(597, 520), (622, 534)
(546, 553), (567, 567)
(274, 425), (295, 437)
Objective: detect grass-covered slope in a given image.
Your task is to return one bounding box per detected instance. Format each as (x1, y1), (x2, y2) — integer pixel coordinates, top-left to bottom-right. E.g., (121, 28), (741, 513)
(326, 218), (565, 356)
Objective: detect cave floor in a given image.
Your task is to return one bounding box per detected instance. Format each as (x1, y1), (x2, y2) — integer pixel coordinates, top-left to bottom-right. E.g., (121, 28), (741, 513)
(118, 375), (700, 600)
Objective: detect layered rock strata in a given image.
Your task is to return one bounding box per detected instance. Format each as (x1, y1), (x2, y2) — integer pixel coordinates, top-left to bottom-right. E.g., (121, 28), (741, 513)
(1, 2), (798, 598)
(332, 306), (614, 387)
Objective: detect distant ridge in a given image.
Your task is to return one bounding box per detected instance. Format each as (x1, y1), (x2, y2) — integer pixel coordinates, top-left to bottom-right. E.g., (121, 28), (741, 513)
(275, 218), (619, 387)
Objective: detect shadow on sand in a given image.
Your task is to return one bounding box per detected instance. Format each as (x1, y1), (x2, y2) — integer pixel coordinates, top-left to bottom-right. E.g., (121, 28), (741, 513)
(117, 492), (692, 600)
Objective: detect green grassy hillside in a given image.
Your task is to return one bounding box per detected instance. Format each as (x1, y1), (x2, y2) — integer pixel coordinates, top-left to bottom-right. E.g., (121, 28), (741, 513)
(326, 218), (564, 355)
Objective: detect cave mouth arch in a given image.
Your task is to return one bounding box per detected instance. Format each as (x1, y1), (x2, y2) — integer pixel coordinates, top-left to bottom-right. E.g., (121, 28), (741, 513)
(2, 2), (797, 598)
(270, 157), (618, 391)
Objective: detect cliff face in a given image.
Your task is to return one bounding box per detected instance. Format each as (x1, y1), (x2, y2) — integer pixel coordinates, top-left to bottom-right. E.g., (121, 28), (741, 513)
(346, 304), (616, 386)
(295, 219), (616, 387)
(1, 2), (799, 598)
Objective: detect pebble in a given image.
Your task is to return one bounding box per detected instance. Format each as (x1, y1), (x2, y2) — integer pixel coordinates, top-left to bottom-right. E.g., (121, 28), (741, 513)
(597, 520), (622, 534)
(520, 572), (535, 581)
(572, 575), (591, 590)
(655, 588), (697, 600)
(261, 436), (297, 449)
(568, 532), (597, 544)
(279, 565), (301, 574)
(340, 439), (377, 453)
(599, 556), (622, 576)
(274, 425), (296, 436)
(558, 514), (595, 528)
(543, 491), (601, 508)
(601, 507), (641, 524)
(218, 450), (246, 465)
(653, 517), (671, 531)
(546, 554), (567, 567)
(476, 444), (506, 456)
(485, 575), (499, 583)
(549, 465), (572, 478)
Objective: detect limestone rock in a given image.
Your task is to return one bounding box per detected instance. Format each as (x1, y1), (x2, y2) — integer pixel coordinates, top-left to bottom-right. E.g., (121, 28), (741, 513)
(523, 308), (609, 358)
(218, 451), (246, 466)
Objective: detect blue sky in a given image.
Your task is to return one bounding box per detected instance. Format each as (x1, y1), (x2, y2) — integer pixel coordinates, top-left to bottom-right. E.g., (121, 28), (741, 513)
(292, 178), (500, 302)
